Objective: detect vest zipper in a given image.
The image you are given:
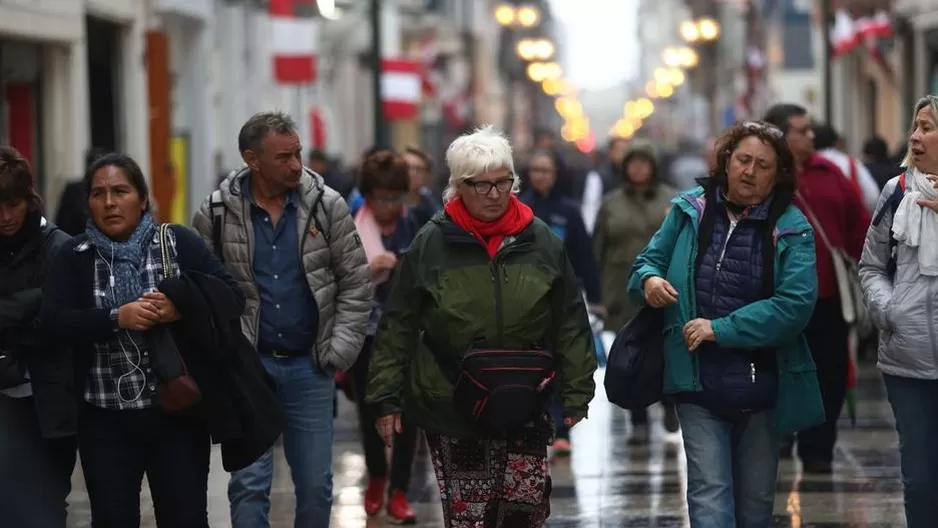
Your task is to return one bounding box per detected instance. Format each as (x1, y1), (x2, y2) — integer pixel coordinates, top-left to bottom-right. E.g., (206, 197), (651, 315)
(715, 219), (739, 273)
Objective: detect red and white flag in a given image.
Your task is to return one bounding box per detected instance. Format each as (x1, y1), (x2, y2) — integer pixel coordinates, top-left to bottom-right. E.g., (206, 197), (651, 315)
(830, 9), (859, 57)
(382, 59), (423, 120)
(270, 0), (318, 84)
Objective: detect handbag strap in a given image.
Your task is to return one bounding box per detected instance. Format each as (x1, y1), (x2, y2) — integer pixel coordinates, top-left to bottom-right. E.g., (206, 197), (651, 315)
(158, 224), (175, 280)
(794, 191), (837, 255)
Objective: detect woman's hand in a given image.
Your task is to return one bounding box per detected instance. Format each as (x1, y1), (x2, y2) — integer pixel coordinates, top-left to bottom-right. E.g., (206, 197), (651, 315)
(117, 301), (160, 331)
(916, 174), (938, 213)
(370, 252), (398, 277)
(683, 318), (715, 351)
(376, 413), (402, 447)
(643, 276), (679, 308)
(141, 291), (181, 323)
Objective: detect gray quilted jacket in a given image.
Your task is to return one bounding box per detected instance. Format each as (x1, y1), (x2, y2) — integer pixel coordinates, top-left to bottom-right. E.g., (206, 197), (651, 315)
(192, 167), (372, 372)
(859, 175), (938, 380)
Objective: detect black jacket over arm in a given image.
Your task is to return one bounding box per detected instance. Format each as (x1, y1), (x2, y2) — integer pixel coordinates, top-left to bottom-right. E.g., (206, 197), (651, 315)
(159, 270), (285, 472)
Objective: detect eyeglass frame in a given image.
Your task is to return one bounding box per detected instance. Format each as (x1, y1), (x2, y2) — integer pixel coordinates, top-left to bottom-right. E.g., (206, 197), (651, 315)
(462, 175), (517, 195)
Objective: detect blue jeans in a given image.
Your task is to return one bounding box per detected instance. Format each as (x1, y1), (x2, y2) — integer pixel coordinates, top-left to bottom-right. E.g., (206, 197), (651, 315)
(883, 374), (938, 528)
(229, 355), (335, 528)
(677, 403), (780, 528)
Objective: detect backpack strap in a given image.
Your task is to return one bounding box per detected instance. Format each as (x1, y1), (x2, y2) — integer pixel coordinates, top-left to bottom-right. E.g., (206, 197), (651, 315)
(209, 190), (226, 262)
(870, 172), (907, 280)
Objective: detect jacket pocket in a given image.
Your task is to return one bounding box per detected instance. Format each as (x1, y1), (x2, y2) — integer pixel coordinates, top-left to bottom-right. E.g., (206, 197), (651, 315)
(885, 281), (935, 373)
(662, 324), (694, 392)
(774, 344), (825, 434)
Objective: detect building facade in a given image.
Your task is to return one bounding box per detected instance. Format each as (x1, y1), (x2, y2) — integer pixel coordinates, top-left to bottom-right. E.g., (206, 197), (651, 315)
(0, 0), (148, 215)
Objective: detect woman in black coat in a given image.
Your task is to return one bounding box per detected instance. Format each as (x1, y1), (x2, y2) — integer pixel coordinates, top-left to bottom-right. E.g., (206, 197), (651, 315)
(0, 146), (75, 527)
(40, 153), (244, 527)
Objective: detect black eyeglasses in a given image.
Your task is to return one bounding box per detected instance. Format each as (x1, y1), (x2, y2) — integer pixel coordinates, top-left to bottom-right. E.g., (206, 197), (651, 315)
(464, 177), (515, 195)
(742, 121), (784, 139)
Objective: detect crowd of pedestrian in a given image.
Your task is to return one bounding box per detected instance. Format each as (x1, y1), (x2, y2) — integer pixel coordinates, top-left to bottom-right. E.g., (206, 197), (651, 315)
(1, 93), (935, 528)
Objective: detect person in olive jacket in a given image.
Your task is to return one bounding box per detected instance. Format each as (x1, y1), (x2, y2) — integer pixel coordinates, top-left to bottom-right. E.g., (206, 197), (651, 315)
(366, 125), (597, 528)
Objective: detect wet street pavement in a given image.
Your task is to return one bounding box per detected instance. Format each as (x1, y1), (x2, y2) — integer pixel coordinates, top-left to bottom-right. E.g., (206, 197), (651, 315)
(65, 363), (906, 527)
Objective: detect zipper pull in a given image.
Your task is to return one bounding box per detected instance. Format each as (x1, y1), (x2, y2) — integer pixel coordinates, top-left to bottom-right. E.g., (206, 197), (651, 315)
(503, 266), (508, 283)
(750, 362), (756, 383)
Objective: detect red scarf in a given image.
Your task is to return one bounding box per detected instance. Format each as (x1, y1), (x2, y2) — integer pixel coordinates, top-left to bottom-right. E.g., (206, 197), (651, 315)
(444, 195), (535, 259)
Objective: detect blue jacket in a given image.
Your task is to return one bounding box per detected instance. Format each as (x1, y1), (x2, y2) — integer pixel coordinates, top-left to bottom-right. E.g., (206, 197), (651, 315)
(520, 189), (602, 304)
(627, 187), (825, 434)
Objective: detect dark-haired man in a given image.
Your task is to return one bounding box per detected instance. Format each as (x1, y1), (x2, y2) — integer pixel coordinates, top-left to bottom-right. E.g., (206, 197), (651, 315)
(54, 147), (108, 235)
(193, 112), (371, 527)
(813, 122), (880, 212)
(763, 104), (871, 474)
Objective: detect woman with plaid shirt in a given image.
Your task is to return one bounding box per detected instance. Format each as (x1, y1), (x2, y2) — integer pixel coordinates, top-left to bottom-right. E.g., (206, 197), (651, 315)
(40, 153), (244, 527)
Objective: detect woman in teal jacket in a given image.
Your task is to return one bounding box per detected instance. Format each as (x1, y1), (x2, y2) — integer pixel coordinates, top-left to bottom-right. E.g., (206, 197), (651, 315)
(627, 122), (825, 528)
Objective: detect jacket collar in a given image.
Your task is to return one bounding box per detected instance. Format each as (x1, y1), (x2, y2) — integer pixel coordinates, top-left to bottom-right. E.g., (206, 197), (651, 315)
(218, 166), (325, 218)
(672, 185), (811, 237)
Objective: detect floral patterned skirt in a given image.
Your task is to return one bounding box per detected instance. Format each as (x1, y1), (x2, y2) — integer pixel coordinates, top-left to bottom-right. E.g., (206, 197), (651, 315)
(426, 430), (552, 528)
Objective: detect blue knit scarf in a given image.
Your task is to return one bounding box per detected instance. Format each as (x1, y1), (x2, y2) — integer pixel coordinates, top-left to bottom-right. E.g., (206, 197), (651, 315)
(85, 213), (157, 309)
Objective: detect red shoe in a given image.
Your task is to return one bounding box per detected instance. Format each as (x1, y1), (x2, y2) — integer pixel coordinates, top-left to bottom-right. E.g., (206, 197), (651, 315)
(364, 477), (386, 517)
(387, 489), (417, 524)
(553, 438), (572, 457)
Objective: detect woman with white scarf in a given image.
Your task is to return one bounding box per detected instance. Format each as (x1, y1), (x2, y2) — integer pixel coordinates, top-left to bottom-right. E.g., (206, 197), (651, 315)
(859, 94), (938, 528)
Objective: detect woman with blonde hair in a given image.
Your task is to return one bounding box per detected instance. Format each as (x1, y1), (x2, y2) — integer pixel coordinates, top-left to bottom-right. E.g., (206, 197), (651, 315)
(859, 95), (938, 528)
(366, 125), (597, 527)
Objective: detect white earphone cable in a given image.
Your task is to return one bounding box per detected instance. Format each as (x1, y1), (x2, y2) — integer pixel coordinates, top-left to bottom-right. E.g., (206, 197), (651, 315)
(97, 246), (146, 404)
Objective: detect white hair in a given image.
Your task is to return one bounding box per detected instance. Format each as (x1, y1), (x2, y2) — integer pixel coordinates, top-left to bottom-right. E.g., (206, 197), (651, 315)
(442, 124), (519, 202)
(902, 95), (938, 169)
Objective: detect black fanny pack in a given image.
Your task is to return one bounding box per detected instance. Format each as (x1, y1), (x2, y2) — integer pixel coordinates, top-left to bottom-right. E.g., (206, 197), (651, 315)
(453, 348), (555, 432)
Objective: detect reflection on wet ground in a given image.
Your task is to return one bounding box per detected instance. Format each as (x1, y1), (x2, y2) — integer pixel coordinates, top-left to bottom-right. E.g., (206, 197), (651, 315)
(65, 365), (905, 527)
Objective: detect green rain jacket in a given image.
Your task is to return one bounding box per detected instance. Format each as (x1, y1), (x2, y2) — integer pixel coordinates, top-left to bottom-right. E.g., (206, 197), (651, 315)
(365, 212), (598, 438)
(627, 188), (826, 434)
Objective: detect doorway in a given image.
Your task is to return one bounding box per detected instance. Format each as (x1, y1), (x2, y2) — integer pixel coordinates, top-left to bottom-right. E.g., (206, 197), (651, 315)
(86, 16), (121, 152)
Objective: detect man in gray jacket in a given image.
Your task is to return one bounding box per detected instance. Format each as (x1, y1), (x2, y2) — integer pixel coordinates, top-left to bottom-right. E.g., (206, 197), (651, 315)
(192, 111), (371, 528)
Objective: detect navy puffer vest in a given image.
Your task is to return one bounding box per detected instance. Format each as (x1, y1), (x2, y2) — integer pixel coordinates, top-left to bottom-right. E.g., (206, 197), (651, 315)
(689, 190), (779, 414)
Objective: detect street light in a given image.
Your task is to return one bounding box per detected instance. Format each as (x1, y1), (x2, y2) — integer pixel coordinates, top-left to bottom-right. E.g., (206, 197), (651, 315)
(667, 68), (685, 86)
(680, 21), (700, 42)
(636, 98), (655, 118)
(680, 18), (721, 43)
(555, 97), (582, 119)
(528, 61), (562, 82)
(517, 38), (555, 61)
(495, 4), (516, 26)
(698, 18), (720, 41)
(663, 47), (699, 68)
(517, 6), (540, 27)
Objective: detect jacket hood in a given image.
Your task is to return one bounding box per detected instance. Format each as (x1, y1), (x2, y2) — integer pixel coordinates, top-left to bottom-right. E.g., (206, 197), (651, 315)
(620, 140), (661, 189)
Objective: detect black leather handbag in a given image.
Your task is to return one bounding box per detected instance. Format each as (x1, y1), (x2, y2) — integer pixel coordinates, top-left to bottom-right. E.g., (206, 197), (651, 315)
(453, 348), (555, 432)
